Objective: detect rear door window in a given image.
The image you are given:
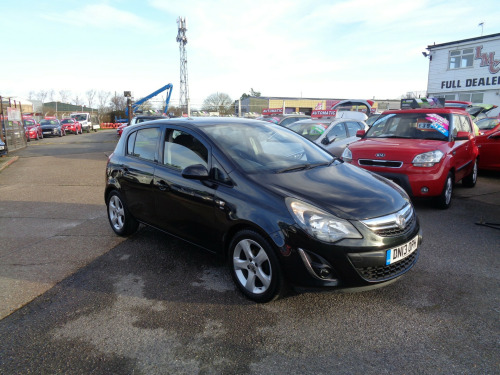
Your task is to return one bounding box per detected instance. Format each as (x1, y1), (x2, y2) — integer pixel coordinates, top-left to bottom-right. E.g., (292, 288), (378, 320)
(127, 127), (160, 161)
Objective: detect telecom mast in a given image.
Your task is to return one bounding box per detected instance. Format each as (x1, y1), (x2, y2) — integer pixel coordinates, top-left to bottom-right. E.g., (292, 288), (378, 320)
(176, 17), (189, 115)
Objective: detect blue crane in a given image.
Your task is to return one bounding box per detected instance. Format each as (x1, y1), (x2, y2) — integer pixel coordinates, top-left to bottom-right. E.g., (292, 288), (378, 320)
(125, 83), (174, 117)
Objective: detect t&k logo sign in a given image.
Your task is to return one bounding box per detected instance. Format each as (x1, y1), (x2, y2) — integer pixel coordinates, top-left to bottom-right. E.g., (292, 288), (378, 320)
(475, 45), (500, 74)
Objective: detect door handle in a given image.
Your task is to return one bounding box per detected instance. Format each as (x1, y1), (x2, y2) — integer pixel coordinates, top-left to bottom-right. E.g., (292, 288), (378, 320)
(156, 180), (169, 191)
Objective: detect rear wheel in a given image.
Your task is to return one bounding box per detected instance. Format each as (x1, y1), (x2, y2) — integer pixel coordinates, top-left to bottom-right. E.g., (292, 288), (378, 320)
(229, 230), (286, 303)
(106, 191), (139, 236)
(462, 159), (477, 187)
(435, 172), (453, 209)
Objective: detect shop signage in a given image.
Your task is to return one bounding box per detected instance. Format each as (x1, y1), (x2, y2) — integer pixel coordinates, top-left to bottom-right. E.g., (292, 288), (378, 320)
(475, 45), (500, 74)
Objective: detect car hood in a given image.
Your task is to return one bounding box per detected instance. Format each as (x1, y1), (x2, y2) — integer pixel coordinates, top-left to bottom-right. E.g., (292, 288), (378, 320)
(252, 162), (409, 220)
(349, 138), (446, 163)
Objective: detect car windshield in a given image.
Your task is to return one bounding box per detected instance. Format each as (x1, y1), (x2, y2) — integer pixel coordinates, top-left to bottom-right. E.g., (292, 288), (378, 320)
(41, 120), (58, 125)
(203, 121), (336, 174)
(24, 120), (35, 125)
(71, 115), (86, 121)
(287, 121), (329, 141)
(366, 113), (450, 141)
(61, 119), (72, 124)
(476, 118), (499, 130)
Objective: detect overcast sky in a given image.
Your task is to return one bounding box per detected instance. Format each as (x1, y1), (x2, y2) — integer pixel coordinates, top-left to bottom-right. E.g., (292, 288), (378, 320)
(2, 0), (499, 109)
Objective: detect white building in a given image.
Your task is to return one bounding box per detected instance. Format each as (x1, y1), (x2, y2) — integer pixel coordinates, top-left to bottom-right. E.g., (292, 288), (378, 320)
(425, 32), (500, 116)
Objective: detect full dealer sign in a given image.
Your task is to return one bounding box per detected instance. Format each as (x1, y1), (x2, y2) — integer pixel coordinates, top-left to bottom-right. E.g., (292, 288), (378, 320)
(440, 45), (500, 90)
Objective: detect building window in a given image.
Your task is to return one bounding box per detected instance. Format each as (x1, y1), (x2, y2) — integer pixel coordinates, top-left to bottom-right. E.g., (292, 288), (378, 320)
(449, 48), (474, 69)
(458, 92), (484, 103)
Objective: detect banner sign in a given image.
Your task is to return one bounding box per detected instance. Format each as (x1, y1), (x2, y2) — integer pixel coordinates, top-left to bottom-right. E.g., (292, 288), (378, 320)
(7, 107), (21, 121)
(400, 97), (444, 109)
(311, 109), (337, 118)
(262, 108), (283, 115)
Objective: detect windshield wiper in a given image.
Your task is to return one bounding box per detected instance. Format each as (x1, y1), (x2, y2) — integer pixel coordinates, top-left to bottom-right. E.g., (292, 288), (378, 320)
(275, 164), (310, 173)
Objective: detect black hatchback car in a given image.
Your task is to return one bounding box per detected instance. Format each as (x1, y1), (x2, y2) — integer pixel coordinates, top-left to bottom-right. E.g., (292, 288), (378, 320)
(40, 119), (65, 137)
(105, 117), (421, 302)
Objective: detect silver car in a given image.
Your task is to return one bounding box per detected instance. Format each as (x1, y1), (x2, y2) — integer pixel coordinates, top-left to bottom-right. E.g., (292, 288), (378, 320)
(287, 117), (368, 156)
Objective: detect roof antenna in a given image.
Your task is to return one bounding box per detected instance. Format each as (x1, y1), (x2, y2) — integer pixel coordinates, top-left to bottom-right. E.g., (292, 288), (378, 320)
(478, 22), (484, 36)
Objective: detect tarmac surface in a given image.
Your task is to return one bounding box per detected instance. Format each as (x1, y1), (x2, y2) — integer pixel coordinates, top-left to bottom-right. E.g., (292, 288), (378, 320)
(0, 130), (499, 374)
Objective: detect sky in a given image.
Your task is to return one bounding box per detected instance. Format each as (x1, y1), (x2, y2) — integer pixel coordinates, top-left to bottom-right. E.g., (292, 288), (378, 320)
(2, 0), (500, 109)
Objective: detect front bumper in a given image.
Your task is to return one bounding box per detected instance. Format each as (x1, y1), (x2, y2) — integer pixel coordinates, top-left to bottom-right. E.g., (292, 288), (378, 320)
(278, 212), (422, 289)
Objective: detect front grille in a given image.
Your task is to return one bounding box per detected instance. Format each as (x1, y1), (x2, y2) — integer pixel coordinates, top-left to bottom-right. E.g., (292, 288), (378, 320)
(358, 159), (403, 168)
(361, 204), (415, 237)
(356, 250), (418, 281)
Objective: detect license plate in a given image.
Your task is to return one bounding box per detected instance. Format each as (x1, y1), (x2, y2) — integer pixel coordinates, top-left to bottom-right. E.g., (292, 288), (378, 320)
(0, 146), (4, 150)
(43, 132), (50, 134)
(385, 235), (418, 265)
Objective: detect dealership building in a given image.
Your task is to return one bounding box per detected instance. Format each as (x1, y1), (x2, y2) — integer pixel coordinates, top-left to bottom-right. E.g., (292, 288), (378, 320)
(425, 32), (500, 116)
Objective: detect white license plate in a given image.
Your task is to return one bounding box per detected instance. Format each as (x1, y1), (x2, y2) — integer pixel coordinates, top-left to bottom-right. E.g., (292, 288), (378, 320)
(43, 132), (50, 134)
(385, 235), (418, 265)
(0, 146), (4, 150)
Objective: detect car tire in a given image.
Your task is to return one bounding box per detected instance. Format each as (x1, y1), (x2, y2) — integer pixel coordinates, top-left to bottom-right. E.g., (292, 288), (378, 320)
(462, 159), (478, 188)
(229, 230), (286, 303)
(86, 127), (90, 133)
(435, 172), (453, 209)
(106, 190), (139, 236)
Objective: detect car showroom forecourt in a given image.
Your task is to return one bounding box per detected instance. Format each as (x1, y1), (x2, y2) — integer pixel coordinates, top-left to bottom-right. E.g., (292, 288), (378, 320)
(105, 117), (422, 302)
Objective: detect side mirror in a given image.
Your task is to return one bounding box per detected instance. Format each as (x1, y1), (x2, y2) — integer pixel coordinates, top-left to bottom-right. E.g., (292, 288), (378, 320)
(356, 129), (366, 138)
(182, 164), (209, 180)
(321, 137), (330, 145)
(455, 131), (471, 141)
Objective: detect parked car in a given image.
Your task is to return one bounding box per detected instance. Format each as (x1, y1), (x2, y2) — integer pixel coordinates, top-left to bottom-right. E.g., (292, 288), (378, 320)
(0, 138), (6, 156)
(342, 108), (479, 209)
(60, 118), (82, 135)
(105, 117), (421, 302)
(287, 118), (368, 156)
(23, 119), (43, 141)
(475, 117), (500, 136)
(116, 115), (165, 136)
(258, 114), (311, 127)
(40, 119), (65, 137)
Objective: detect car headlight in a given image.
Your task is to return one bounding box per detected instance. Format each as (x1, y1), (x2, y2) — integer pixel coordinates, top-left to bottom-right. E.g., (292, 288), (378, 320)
(286, 198), (362, 243)
(341, 147), (352, 162)
(412, 150), (444, 167)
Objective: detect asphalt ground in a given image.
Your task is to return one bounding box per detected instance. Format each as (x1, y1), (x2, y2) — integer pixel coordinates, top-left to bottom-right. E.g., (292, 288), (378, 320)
(0, 130), (499, 374)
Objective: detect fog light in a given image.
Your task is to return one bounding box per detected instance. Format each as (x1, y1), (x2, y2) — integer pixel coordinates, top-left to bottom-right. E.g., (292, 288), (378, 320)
(318, 267), (332, 279)
(421, 187), (429, 194)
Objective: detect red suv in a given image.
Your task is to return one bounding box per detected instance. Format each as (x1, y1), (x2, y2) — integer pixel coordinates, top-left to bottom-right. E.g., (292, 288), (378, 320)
(342, 108), (479, 209)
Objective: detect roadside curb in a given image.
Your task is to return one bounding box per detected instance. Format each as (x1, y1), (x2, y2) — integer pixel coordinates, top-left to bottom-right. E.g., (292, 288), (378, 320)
(0, 156), (19, 172)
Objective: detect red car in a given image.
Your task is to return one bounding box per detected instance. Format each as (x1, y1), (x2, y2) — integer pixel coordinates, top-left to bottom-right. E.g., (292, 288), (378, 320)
(60, 118), (82, 135)
(475, 117), (500, 171)
(342, 107), (479, 209)
(24, 118), (43, 141)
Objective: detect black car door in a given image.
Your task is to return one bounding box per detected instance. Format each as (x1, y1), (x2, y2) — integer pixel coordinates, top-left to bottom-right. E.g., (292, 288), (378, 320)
(152, 127), (220, 251)
(118, 126), (160, 223)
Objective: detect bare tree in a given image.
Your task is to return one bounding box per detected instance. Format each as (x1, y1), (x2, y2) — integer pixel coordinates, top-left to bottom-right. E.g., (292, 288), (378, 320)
(37, 90), (48, 104)
(97, 91), (111, 123)
(86, 89), (96, 109)
(48, 89), (55, 102)
(202, 92), (233, 116)
(73, 95), (82, 106)
(59, 90), (71, 103)
(110, 93), (126, 112)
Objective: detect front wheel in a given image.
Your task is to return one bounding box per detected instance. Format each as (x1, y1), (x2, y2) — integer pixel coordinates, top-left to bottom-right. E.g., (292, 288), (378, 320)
(229, 230), (286, 303)
(462, 159), (477, 187)
(106, 191), (139, 236)
(434, 172), (453, 209)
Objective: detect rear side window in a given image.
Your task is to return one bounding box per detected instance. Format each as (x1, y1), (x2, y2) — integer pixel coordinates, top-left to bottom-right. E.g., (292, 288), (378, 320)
(163, 130), (208, 170)
(452, 115), (472, 136)
(326, 122), (347, 140)
(127, 127), (160, 161)
(346, 121), (363, 136)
